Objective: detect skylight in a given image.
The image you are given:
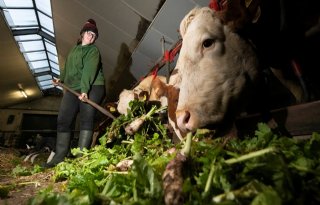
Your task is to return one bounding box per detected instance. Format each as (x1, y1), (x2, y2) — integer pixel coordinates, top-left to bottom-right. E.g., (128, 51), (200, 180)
(0, 0), (60, 91)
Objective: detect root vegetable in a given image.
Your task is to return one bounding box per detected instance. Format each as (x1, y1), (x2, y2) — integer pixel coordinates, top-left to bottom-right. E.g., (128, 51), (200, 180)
(162, 132), (192, 205)
(116, 159), (133, 171)
(125, 117), (145, 135)
(124, 105), (166, 135)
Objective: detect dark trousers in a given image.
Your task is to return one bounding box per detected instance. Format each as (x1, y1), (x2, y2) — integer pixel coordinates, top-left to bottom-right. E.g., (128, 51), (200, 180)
(57, 85), (105, 132)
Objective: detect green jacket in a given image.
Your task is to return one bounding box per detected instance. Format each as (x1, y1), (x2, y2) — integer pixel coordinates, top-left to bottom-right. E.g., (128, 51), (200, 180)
(60, 44), (105, 94)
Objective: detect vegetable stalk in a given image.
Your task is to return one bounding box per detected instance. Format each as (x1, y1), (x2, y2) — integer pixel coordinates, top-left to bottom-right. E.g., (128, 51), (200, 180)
(225, 147), (277, 165)
(204, 163), (215, 195)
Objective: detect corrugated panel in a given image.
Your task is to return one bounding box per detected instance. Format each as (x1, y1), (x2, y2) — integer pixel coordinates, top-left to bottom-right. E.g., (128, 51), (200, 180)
(121, 0), (163, 21)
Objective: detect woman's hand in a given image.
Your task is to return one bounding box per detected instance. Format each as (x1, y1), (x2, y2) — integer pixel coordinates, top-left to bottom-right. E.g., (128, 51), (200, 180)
(79, 93), (88, 102)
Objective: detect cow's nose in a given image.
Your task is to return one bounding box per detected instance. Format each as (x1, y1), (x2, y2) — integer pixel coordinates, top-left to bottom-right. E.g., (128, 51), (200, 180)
(176, 110), (193, 133)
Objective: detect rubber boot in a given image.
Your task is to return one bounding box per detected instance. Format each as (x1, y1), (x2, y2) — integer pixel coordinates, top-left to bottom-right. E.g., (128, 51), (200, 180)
(43, 132), (71, 168)
(78, 130), (93, 150)
(76, 130), (93, 157)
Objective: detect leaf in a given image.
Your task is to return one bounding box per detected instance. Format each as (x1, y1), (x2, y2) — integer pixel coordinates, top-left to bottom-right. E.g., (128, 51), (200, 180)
(102, 174), (133, 199)
(251, 189), (282, 205)
(131, 154), (162, 198)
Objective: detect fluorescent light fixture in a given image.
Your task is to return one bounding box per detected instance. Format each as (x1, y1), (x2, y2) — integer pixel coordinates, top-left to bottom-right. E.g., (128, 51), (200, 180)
(17, 83), (28, 98)
(20, 90), (28, 98)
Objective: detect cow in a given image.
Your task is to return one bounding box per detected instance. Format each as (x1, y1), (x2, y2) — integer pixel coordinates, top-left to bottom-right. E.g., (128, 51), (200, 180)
(172, 6), (261, 137)
(118, 1), (320, 139)
(117, 89), (138, 115)
(117, 6), (264, 139)
(171, 0), (320, 138)
(151, 75), (182, 141)
(117, 75), (167, 115)
(116, 74), (184, 141)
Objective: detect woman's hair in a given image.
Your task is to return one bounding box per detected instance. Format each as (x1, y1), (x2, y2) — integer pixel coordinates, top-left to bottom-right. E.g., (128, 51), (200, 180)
(77, 33), (85, 45)
(80, 19), (99, 38)
(77, 19), (99, 45)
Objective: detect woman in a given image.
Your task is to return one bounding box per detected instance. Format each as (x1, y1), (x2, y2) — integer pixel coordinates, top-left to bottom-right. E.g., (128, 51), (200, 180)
(45, 19), (105, 168)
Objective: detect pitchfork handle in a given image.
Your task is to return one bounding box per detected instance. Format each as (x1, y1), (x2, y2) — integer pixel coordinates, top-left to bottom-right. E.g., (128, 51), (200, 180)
(56, 82), (116, 120)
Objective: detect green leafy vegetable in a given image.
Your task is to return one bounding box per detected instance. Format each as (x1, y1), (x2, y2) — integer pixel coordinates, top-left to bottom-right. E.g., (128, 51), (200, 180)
(28, 99), (320, 205)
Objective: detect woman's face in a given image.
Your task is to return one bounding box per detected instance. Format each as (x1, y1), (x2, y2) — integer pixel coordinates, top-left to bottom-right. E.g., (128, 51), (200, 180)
(82, 31), (96, 45)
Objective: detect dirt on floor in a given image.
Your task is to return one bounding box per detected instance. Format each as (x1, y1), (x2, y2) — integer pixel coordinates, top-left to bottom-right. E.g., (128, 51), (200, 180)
(0, 147), (65, 205)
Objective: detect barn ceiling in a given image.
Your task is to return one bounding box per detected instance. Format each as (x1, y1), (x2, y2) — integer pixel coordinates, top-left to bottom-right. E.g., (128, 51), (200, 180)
(0, 0), (208, 108)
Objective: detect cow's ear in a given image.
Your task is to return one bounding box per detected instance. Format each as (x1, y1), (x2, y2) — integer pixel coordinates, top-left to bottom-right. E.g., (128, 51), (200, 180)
(179, 7), (200, 38)
(214, 0), (261, 31)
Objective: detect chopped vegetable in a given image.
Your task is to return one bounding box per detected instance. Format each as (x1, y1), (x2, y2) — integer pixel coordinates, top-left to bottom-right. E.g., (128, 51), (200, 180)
(125, 105), (166, 135)
(27, 99), (320, 205)
(162, 132), (192, 205)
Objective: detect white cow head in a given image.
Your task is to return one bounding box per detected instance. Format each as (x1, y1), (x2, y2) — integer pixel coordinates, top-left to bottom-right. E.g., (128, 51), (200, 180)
(174, 7), (260, 135)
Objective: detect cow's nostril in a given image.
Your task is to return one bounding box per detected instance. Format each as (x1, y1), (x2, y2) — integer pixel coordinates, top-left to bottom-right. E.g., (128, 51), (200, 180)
(183, 111), (190, 124)
(176, 110), (192, 133)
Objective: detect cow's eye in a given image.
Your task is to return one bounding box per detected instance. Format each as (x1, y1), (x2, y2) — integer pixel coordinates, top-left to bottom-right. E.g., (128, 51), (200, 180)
(202, 39), (215, 48)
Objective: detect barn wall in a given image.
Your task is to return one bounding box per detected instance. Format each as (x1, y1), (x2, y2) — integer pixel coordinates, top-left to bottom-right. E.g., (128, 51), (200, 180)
(0, 96), (62, 147)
